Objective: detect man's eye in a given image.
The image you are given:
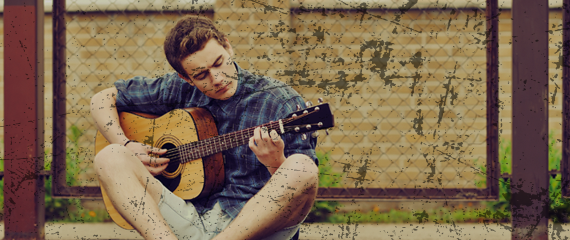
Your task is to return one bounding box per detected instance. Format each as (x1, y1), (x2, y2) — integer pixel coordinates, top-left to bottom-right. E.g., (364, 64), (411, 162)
(214, 60), (223, 67)
(195, 72), (208, 80)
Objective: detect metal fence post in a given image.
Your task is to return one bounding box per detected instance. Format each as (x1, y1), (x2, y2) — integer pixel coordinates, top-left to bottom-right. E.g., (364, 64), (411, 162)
(511, 0), (549, 239)
(3, 0), (45, 239)
(562, 0), (570, 198)
(486, 0), (500, 200)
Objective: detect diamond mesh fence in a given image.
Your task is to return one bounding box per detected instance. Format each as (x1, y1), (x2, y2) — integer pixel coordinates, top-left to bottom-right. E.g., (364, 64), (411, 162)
(288, 5), (488, 193)
(57, 0), (495, 198)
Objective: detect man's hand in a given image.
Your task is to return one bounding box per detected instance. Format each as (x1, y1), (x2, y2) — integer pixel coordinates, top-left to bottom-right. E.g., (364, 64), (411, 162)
(124, 142), (170, 176)
(249, 127), (287, 174)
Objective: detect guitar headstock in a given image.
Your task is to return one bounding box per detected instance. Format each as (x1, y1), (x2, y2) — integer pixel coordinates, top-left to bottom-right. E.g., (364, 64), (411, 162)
(282, 100), (335, 139)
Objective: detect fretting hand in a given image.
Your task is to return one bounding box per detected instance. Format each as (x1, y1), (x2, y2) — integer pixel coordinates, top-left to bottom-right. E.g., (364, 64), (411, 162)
(124, 141), (170, 176)
(249, 127), (287, 174)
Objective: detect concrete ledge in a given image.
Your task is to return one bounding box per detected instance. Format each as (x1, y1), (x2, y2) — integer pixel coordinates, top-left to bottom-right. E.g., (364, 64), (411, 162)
(1, 222), (569, 239)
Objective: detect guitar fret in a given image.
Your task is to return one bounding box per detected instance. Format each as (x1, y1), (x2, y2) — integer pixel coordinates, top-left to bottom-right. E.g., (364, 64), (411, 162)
(177, 120), (293, 162)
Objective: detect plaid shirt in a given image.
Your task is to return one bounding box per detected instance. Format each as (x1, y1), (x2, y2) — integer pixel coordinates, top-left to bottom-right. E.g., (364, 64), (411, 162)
(114, 63), (318, 219)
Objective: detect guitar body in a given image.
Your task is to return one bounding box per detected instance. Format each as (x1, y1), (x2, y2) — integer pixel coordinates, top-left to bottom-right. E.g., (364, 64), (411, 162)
(95, 108), (224, 229)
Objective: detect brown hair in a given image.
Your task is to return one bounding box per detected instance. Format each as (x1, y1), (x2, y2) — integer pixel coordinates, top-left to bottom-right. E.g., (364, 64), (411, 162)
(164, 15), (228, 79)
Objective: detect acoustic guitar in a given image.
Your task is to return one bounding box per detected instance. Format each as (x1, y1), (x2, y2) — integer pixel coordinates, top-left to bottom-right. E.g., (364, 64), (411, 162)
(94, 102), (334, 229)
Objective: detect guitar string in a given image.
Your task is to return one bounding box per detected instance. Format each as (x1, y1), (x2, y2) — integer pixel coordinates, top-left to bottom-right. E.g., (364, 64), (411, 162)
(164, 121), (284, 163)
(162, 120), (291, 163)
(163, 125), (307, 164)
(169, 118), (288, 160)
(160, 109), (319, 163)
(162, 111), (318, 162)
(164, 120), (309, 161)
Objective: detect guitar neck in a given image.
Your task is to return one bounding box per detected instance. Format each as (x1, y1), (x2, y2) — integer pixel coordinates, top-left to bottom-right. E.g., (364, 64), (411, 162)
(165, 103), (333, 164)
(175, 121), (281, 163)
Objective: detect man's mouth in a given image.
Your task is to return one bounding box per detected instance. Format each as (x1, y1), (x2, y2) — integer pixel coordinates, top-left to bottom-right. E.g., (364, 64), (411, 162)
(216, 83), (231, 93)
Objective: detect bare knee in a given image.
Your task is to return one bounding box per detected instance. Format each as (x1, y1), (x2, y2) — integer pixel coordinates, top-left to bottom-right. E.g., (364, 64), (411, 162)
(278, 154), (319, 194)
(94, 144), (133, 179)
(273, 154), (319, 226)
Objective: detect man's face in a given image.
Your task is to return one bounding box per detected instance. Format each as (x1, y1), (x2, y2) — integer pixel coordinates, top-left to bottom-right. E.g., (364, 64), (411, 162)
(180, 39), (238, 100)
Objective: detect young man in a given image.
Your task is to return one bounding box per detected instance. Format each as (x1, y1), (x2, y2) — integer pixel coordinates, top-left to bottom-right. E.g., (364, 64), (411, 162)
(91, 15), (319, 240)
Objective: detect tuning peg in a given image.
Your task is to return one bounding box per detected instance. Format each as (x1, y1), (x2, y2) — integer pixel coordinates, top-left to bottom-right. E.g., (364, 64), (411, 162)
(325, 129), (329, 135)
(306, 101), (313, 107)
(294, 127), (300, 132)
(305, 124), (312, 130)
(318, 98), (324, 103)
(311, 132), (319, 138)
(301, 133), (307, 140)
(296, 104), (301, 111)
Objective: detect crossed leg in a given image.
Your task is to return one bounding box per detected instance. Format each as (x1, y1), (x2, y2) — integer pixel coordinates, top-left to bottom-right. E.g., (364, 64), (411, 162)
(213, 154), (319, 240)
(94, 144), (177, 240)
(95, 145), (319, 240)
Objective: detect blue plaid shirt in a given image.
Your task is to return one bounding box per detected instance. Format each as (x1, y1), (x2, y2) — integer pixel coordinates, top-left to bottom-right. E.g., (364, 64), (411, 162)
(114, 63), (318, 219)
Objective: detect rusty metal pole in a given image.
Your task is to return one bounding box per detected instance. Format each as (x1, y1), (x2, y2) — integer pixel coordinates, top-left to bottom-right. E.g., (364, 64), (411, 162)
(3, 0), (45, 239)
(562, 0), (570, 198)
(511, 0), (549, 239)
(485, 0), (500, 200)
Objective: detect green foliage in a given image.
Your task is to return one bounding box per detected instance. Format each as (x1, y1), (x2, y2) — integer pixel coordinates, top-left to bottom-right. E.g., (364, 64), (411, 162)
(306, 151), (345, 222)
(327, 206), (510, 224)
(474, 138), (511, 217)
(546, 132), (570, 223)
(315, 132), (570, 224)
(44, 125), (109, 222)
(0, 125), (108, 222)
(475, 132), (570, 223)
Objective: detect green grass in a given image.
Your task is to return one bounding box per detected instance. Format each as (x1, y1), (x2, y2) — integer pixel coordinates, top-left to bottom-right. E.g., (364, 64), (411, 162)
(0, 125), (110, 222)
(312, 132), (569, 224)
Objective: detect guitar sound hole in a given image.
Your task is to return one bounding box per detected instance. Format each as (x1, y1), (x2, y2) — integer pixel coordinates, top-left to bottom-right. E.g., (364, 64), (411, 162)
(162, 143), (180, 174)
(156, 142), (181, 192)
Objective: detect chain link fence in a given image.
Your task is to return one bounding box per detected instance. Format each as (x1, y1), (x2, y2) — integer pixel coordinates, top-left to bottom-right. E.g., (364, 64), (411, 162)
(57, 0), (492, 198)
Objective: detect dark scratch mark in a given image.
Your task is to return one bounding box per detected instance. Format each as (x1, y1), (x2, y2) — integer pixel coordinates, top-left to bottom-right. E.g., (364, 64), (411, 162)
(412, 109), (424, 136)
(551, 75), (559, 105)
(354, 159), (369, 188)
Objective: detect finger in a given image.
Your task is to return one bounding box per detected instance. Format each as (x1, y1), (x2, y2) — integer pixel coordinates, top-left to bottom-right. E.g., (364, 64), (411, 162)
(270, 130), (281, 143)
(147, 164), (168, 176)
(140, 155), (154, 165)
(249, 136), (257, 150)
(260, 127), (271, 142)
(270, 130), (285, 149)
(253, 127), (262, 143)
(151, 147), (168, 155)
(153, 157), (170, 165)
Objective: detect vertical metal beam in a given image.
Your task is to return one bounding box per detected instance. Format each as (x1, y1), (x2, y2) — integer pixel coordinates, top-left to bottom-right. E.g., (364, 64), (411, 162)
(51, 0), (101, 198)
(485, 0), (499, 200)
(562, 0), (570, 198)
(3, 0), (45, 239)
(52, 0), (68, 197)
(511, 0), (549, 239)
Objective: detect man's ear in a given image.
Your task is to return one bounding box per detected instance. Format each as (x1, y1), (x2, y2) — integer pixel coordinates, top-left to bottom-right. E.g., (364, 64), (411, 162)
(178, 73), (195, 86)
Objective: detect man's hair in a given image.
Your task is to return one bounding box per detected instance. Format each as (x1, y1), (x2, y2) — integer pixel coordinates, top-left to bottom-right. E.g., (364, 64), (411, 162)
(164, 15), (228, 79)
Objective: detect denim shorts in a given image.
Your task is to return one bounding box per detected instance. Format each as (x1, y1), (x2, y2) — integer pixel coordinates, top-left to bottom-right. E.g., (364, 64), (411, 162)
(158, 186), (301, 240)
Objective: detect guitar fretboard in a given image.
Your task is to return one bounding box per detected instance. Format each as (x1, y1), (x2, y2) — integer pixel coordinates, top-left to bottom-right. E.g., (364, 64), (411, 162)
(166, 121), (282, 163)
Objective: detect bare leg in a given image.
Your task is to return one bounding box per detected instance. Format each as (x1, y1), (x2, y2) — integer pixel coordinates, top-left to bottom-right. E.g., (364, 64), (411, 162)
(213, 154), (319, 240)
(94, 144), (177, 240)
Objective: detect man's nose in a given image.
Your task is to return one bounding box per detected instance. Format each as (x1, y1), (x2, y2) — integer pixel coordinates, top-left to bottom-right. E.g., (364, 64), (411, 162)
(210, 68), (224, 85)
